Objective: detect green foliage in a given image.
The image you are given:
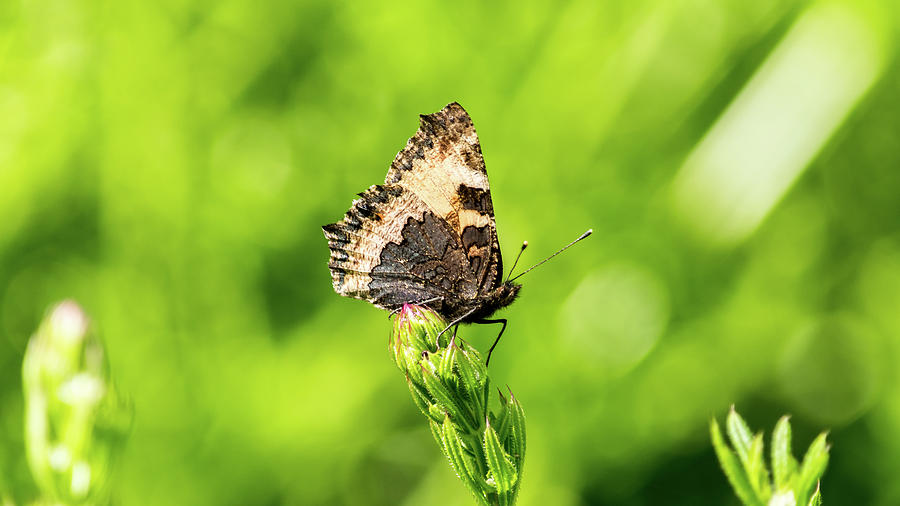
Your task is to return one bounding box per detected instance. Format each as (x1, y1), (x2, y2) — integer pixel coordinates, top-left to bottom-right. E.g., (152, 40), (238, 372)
(390, 304), (525, 505)
(711, 408), (829, 506)
(0, 0), (898, 503)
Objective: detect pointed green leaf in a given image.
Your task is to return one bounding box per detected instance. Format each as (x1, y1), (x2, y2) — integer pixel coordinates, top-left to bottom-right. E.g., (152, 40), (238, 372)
(807, 482), (822, 506)
(430, 420), (444, 448)
(772, 416), (793, 490)
(727, 406), (755, 468)
(507, 393), (527, 466)
(747, 433), (771, 501)
(711, 419), (764, 506)
(403, 317), (430, 353)
(406, 376), (439, 421)
(403, 348), (425, 383)
(483, 420), (518, 493)
(388, 331), (404, 368)
(441, 416), (488, 499)
(429, 404), (448, 423)
(421, 310), (449, 350)
(420, 364), (474, 430)
(455, 347), (485, 400)
(494, 399), (511, 442)
(461, 344), (486, 370)
(794, 433), (829, 503)
(438, 341), (457, 379)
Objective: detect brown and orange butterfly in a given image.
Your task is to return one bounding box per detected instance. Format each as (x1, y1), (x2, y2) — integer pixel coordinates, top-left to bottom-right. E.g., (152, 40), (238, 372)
(323, 102), (589, 363)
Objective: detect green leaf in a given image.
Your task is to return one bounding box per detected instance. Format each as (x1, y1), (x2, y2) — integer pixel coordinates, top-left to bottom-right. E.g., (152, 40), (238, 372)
(455, 347), (482, 390)
(420, 364), (473, 430)
(403, 348), (425, 384)
(772, 416), (794, 490)
(794, 433), (829, 503)
(507, 392), (527, 467)
(727, 406), (755, 468)
(747, 433), (771, 501)
(430, 420), (444, 448)
(493, 395), (512, 442)
(429, 404), (447, 422)
(455, 348), (485, 415)
(807, 482), (822, 506)
(711, 419), (764, 506)
(437, 340), (457, 379)
(483, 420), (518, 493)
(406, 376), (438, 421)
(441, 416), (489, 501)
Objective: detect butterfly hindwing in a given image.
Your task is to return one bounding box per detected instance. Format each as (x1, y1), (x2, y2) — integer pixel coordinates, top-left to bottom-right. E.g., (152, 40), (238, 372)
(324, 184), (437, 305)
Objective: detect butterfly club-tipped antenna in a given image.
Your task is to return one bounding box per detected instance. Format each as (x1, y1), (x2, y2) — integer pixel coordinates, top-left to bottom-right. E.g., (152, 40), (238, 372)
(508, 229), (592, 283)
(504, 241), (528, 283)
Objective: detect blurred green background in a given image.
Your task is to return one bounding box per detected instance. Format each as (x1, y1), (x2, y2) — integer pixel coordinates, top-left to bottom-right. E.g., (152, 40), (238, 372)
(1, 0), (898, 504)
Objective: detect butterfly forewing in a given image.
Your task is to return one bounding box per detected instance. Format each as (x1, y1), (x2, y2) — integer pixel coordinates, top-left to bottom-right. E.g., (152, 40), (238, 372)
(324, 102), (503, 317)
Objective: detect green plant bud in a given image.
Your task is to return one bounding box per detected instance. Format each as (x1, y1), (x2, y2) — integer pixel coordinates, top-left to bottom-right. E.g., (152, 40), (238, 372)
(22, 300), (132, 505)
(389, 304), (526, 505)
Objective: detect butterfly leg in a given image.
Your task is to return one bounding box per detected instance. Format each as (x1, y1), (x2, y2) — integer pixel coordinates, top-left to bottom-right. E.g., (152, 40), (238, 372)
(475, 319), (508, 367)
(435, 307), (479, 345)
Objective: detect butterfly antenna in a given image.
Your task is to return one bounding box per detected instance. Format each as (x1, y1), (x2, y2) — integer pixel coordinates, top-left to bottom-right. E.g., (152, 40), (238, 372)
(504, 241), (529, 283)
(509, 229), (592, 283)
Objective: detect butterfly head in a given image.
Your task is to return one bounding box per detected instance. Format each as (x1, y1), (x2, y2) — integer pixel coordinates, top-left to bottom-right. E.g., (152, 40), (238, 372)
(494, 280), (522, 309)
(478, 280), (521, 318)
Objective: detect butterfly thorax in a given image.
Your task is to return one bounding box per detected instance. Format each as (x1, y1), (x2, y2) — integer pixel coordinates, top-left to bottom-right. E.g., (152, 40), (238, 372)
(440, 281), (521, 323)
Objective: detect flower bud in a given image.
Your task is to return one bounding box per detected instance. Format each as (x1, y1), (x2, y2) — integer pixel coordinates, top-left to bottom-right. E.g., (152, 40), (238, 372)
(22, 300), (132, 505)
(388, 304), (525, 504)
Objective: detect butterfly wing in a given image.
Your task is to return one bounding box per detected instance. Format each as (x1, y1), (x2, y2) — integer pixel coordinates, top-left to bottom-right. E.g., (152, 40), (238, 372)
(385, 102), (502, 295)
(323, 103), (502, 312)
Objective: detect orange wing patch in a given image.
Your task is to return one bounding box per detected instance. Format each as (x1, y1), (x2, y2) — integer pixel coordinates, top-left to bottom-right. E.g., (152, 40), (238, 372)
(385, 103), (494, 233)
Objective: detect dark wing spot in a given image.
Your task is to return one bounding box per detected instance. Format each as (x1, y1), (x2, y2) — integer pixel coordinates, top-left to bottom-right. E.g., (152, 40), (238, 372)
(342, 211), (362, 230)
(322, 224), (349, 244)
(469, 256), (482, 275)
(356, 200), (377, 219)
(329, 248), (349, 263)
(457, 184), (493, 213)
(461, 225), (490, 251)
(369, 211), (481, 314)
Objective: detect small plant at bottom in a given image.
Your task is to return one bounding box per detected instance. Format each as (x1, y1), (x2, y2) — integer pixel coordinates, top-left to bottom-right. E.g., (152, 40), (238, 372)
(711, 406), (829, 506)
(20, 300), (132, 505)
(389, 304), (525, 506)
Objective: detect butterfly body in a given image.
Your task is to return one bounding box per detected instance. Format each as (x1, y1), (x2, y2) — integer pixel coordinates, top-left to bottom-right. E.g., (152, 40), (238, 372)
(323, 102), (517, 325)
(439, 280), (521, 323)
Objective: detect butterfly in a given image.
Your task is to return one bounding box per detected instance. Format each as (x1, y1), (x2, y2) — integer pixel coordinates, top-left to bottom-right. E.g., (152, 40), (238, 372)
(323, 102), (589, 363)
